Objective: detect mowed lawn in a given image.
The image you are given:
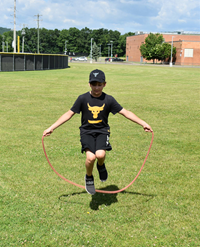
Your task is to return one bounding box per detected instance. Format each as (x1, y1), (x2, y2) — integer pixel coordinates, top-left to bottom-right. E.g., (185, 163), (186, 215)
(0, 63), (199, 246)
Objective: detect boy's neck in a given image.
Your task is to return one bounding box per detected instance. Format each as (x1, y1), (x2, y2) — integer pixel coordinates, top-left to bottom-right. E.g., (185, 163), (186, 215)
(90, 91), (103, 98)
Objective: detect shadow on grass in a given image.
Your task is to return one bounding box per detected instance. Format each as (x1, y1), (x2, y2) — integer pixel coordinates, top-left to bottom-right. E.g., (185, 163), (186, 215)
(90, 185), (156, 210)
(59, 185), (156, 210)
(90, 185), (119, 210)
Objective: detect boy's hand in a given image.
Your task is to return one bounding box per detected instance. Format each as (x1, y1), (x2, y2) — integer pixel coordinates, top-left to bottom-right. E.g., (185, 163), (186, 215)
(143, 123), (153, 132)
(43, 127), (53, 137)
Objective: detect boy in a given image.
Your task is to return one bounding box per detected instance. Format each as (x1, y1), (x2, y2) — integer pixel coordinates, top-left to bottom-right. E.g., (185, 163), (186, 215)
(43, 69), (153, 195)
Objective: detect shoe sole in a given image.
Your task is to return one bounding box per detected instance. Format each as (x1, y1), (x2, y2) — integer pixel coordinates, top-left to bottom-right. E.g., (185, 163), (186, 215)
(85, 186), (96, 195)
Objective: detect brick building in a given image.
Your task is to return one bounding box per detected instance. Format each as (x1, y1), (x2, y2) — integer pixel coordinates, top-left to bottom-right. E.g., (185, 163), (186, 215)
(126, 32), (200, 66)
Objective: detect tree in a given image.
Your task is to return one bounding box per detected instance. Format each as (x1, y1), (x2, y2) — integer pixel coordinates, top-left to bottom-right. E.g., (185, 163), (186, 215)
(1, 26), (131, 56)
(140, 33), (164, 63)
(0, 35), (2, 49)
(0, 27), (11, 35)
(108, 30), (121, 57)
(0, 31), (13, 52)
(24, 28), (37, 53)
(155, 43), (176, 63)
(92, 42), (100, 61)
(67, 27), (82, 53)
(79, 27), (92, 54)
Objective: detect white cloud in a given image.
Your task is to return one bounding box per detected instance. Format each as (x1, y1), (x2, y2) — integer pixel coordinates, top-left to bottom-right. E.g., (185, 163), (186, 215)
(63, 19), (81, 25)
(149, 0), (199, 20)
(178, 19), (187, 23)
(0, 0), (199, 33)
(148, 0), (200, 31)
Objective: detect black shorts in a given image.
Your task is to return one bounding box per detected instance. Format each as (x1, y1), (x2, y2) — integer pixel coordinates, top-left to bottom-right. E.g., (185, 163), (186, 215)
(80, 133), (112, 154)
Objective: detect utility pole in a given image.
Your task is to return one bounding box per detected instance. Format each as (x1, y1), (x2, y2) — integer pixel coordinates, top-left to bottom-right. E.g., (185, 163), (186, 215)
(2, 35), (5, 52)
(65, 40), (68, 55)
(34, 14), (42, 53)
(90, 38), (93, 63)
(99, 44), (101, 61)
(22, 25), (26, 53)
(107, 44), (110, 57)
(13, 0), (16, 53)
(110, 41), (113, 62)
(170, 36), (175, 67)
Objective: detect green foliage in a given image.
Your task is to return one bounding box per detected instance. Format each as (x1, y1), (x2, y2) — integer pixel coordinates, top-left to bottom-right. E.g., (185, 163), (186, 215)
(0, 27), (11, 35)
(0, 30), (13, 52)
(23, 28), (37, 53)
(92, 42), (100, 61)
(0, 27), (134, 56)
(140, 33), (165, 62)
(0, 64), (199, 246)
(153, 43), (177, 62)
(159, 43), (172, 61)
(140, 33), (177, 63)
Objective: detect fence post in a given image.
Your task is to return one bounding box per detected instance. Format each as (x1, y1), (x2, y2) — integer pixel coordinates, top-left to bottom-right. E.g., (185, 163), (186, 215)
(24, 54), (25, 71)
(13, 54), (14, 71)
(42, 55), (43, 70)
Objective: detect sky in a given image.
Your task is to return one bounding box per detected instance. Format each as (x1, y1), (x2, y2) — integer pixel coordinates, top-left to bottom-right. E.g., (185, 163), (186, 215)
(1, 0), (200, 34)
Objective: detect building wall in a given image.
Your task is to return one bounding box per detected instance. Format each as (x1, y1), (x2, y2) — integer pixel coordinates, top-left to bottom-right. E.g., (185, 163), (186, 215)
(162, 34), (200, 42)
(181, 41), (200, 66)
(126, 34), (200, 65)
(171, 41), (182, 65)
(126, 34), (148, 62)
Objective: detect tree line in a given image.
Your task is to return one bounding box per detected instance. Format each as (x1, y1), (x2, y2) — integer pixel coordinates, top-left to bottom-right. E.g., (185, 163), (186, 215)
(0, 27), (176, 62)
(0, 27), (11, 35)
(0, 27), (134, 57)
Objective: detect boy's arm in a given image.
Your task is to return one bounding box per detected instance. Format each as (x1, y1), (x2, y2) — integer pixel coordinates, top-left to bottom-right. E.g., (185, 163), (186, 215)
(119, 108), (153, 132)
(43, 110), (75, 136)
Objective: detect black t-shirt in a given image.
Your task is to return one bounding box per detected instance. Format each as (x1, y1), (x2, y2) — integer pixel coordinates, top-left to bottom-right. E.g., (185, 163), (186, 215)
(71, 92), (123, 135)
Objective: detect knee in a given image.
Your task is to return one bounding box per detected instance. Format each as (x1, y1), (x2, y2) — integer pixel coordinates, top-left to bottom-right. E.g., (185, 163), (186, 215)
(86, 153), (96, 164)
(95, 150), (106, 160)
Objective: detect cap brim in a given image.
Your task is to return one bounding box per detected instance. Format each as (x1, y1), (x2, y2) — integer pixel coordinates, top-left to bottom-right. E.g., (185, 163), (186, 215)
(89, 79), (105, 83)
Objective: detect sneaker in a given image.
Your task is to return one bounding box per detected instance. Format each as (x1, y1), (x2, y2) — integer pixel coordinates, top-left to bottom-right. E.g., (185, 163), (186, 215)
(85, 175), (96, 195)
(97, 163), (108, 182)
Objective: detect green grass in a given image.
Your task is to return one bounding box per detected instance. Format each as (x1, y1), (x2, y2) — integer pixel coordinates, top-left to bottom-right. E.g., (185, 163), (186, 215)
(0, 63), (199, 246)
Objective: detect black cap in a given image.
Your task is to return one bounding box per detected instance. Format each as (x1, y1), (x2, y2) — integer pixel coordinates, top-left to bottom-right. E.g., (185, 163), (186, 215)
(89, 69), (106, 83)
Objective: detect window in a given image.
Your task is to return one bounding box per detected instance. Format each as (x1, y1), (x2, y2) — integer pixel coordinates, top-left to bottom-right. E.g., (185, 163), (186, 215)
(184, 49), (193, 57)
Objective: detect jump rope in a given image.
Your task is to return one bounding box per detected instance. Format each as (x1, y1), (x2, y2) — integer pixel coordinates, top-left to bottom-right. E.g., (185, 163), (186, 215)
(42, 131), (154, 194)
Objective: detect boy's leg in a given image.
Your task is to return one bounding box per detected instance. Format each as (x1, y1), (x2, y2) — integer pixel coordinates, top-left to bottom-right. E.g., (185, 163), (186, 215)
(85, 149), (96, 195)
(85, 149), (96, 176)
(96, 149), (108, 182)
(95, 134), (111, 182)
(95, 149), (106, 166)
(81, 134), (96, 176)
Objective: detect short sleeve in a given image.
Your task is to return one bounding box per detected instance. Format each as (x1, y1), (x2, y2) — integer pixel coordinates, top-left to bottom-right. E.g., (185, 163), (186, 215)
(71, 96), (82, 114)
(109, 96), (123, 115)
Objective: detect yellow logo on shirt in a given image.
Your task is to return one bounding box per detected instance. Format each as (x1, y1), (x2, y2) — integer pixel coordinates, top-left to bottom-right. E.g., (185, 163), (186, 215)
(87, 103), (105, 123)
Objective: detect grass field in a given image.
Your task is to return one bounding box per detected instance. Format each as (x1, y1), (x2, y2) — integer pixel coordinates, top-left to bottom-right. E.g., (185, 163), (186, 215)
(0, 63), (199, 246)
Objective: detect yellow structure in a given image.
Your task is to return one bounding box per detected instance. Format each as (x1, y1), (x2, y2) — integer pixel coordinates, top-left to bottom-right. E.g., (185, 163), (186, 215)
(18, 36), (20, 53)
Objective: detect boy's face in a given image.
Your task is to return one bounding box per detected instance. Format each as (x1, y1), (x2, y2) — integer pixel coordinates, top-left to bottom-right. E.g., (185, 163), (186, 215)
(89, 81), (106, 97)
